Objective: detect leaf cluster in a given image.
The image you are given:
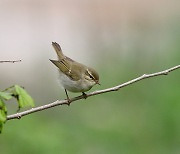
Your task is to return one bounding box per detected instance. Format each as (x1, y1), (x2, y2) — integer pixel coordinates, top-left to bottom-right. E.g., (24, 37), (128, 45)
(0, 85), (34, 133)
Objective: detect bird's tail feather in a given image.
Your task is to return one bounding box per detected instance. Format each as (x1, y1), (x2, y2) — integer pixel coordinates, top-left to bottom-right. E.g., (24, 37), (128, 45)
(52, 42), (65, 60)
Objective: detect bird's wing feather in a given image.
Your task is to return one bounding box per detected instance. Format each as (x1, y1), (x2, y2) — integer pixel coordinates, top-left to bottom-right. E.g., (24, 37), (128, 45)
(50, 59), (81, 81)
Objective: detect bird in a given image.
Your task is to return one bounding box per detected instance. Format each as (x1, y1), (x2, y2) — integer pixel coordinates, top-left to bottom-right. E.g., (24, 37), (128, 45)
(50, 42), (100, 104)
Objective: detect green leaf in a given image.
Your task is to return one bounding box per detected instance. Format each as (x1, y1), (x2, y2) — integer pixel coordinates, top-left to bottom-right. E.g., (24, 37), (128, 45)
(0, 99), (7, 122)
(0, 98), (7, 133)
(0, 110), (6, 122)
(14, 85), (34, 108)
(0, 92), (12, 100)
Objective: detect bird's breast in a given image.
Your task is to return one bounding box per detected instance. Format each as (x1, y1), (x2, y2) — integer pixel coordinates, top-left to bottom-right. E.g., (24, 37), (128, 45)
(58, 71), (95, 92)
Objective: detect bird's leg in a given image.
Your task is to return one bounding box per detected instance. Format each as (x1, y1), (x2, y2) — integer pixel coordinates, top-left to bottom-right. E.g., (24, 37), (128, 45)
(65, 89), (71, 105)
(82, 92), (87, 99)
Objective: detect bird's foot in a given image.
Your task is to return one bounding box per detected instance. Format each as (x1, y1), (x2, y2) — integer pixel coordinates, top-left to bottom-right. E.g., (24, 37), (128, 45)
(65, 89), (71, 106)
(66, 98), (71, 106)
(82, 92), (87, 99)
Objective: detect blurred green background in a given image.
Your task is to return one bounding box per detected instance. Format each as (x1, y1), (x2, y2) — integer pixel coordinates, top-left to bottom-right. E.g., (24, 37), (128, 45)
(0, 0), (180, 154)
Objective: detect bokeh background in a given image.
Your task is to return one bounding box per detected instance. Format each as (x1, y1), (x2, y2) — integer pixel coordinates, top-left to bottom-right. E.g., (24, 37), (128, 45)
(0, 0), (180, 153)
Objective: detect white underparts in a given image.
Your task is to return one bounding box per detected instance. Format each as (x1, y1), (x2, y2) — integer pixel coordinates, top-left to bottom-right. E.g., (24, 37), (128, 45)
(58, 70), (96, 93)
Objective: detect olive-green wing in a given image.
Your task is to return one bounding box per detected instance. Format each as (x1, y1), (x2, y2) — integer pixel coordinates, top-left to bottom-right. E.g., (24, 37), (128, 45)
(50, 59), (81, 81)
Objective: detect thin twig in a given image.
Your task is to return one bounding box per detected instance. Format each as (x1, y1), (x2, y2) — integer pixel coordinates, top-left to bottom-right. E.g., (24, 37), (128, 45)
(0, 60), (22, 63)
(6, 64), (180, 121)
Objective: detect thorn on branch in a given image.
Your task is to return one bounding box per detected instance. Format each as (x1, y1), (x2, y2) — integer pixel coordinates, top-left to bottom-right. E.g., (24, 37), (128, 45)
(163, 71), (169, 75)
(142, 74), (147, 77)
(113, 88), (119, 91)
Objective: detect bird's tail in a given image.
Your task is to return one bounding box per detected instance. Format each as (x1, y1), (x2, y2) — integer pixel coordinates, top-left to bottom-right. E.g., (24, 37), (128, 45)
(52, 42), (65, 60)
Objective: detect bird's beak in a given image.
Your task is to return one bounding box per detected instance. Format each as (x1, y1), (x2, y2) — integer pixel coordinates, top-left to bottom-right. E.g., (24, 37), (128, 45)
(96, 80), (101, 85)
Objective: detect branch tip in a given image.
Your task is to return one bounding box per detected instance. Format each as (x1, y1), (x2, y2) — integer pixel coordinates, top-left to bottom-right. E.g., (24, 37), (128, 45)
(0, 60), (22, 63)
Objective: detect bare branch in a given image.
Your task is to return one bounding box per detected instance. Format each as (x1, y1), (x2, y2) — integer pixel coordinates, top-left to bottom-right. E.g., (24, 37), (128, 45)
(6, 64), (180, 121)
(0, 60), (22, 63)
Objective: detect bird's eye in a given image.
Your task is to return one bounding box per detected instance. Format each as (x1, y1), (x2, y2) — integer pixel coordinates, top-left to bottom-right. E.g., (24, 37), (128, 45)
(86, 69), (95, 80)
(89, 74), (94, 79)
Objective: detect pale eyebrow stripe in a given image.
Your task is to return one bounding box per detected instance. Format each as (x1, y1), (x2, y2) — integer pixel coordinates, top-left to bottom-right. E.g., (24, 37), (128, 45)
(87, 69), (95, 79)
